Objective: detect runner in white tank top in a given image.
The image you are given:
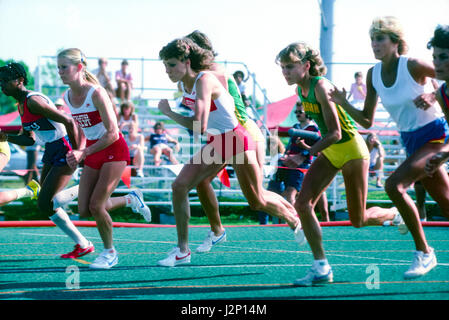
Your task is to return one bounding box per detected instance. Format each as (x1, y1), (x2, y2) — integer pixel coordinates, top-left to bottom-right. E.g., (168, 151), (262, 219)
(372, 56), (442, 132)
(329, 16), (447, 279)
(58, 48), (151, 269)
(157, 37), (302, 268)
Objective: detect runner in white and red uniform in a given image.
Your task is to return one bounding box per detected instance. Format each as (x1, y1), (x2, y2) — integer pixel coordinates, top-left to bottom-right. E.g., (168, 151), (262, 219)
(156, 37), (303, 268)
(58, 48), (150, 269)
(65, 85), (131, 170)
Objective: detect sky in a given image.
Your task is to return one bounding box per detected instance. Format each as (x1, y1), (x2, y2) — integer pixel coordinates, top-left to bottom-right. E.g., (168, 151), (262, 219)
(1, 0), (448, 103)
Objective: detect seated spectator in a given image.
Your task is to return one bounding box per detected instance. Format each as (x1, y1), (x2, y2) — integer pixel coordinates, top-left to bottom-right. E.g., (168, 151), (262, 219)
(118, 101), (138, 135)
(146, 122), (179, 166)
(93, 58), (116, 108)
(115, 59), (133, 102)
(125, 121), (145, 177)
(365, 132), (385, 188)
(347, 71), (367, 108)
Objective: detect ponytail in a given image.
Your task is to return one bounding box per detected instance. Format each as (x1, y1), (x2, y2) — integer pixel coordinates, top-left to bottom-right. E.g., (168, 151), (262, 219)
(57, 48), (100, 86)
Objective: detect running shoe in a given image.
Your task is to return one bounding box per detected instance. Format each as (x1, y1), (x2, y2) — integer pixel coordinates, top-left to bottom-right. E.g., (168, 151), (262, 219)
(293, 221), (306, 246)
(129, 189), (152, 222)
(392, 209), (409, 235)
(89, 248), (118, 269)
(196, 230), (227, 253)
(158, 247), (191, 267)
(61, 241), (95, 259)
(404, 247), (437, 279)
(26, 179), (41, 200)
(293, 266), (334, 287)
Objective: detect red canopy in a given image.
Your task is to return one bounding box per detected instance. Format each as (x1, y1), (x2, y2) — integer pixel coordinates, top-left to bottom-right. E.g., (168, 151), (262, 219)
(265, 95), (297, 132)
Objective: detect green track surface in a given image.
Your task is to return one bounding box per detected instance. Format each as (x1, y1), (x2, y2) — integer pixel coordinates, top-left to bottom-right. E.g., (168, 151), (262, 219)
(1, 225), (448, 301)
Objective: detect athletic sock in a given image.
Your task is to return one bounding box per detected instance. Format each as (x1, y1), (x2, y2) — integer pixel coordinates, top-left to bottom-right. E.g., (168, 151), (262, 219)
(124, 194), (133, 207)
(50, 208), (89, 248)
(53, 185), (79, 210)
(313, 259), (330, 274)
(15, 187), (34, 200)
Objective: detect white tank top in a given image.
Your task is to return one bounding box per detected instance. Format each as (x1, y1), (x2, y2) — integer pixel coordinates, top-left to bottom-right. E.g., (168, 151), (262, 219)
(372, 56), (442, 132)
(181, 71), (238, 134)
(64, 86), (107, 140)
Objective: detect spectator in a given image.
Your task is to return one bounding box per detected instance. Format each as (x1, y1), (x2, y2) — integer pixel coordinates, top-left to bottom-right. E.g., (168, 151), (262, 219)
(93, 58), (116, 107)
(115, 59), (133, 102)
(365, 132), (385, 188)
(233, 70), (250, 107)
(146, 122), (179, 166)
(118, 101), (138, 135)
(347, 71), (367, 108)
(125, 121), (145, 177)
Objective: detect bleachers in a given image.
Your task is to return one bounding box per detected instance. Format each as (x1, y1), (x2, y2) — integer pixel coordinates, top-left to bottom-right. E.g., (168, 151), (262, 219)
(0, 55), (426, 217)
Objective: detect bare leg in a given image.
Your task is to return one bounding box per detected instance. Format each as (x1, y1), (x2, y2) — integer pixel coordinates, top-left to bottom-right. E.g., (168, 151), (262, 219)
(341, 158), (396, 227)
(171, 153), (225, 253)
(295, 155), (338, 260)
(384, 143), (449, 253)
(232, 151), (299, 229)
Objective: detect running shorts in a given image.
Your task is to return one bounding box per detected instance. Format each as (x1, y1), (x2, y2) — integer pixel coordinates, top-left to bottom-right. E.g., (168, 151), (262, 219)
(84, 133), (131, 170)
(321, 133), (370, 169)
(400, 117), (448, 156)
(0, 141), (11, 162)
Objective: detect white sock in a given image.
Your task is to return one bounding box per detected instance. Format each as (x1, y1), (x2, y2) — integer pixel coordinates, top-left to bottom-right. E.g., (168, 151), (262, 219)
(124, 194), (134, 208)
(313, 259), (330, 273)
(50, 208), (89, 248)
(53, 185), (79, 210)
(15, 187), (34, 200)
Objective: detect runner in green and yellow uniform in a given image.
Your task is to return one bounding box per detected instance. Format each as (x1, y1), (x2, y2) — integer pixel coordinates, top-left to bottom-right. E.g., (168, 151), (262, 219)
(276, 41), (399, 286)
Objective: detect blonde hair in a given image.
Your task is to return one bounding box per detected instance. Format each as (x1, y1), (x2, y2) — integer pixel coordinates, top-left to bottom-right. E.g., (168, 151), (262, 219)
(369, 16), (408, 55)
(57, 48), (100, 86)
(276, 42), (327, 77)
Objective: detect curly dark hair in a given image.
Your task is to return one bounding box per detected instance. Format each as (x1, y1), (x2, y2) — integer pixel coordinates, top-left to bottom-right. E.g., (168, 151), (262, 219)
(159, 37), (214, 72)
(427, 25), (449, 49)
(0, 62), (28, 85)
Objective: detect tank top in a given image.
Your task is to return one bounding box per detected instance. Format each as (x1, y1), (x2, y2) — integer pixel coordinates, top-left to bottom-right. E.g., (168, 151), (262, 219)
(372, 56), (442, 132)
(181, 71), (238, 134)
(227, 76), (248, 124)
(118, 115), (134, 134)
(149, 133), (168, 148)
(20, 92), (67, 145)
(64, 86), (107, 141)
(297, 76), (358, 144)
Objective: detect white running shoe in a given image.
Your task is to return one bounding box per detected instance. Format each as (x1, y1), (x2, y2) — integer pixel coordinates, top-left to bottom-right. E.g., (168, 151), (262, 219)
(388, 208), (409, 235)
(89, 248), (118, 269)
(196, 230), (227, 253)
(294, 266), (334, 287)
(129, 189), (152, 222)
(293, 221), (306, 246)
(404, 247), (437, 279)
(158, 247), (191, 267)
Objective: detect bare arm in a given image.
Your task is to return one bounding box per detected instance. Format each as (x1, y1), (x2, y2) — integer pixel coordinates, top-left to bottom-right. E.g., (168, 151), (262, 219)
(308, 79), (343, 156)
(329, 68), (378, 129)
